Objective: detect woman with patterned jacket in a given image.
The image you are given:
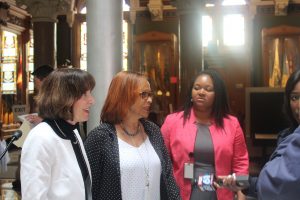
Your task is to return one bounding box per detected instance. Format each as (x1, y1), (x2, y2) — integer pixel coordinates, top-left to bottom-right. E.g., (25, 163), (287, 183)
(85, 71), (181, 200)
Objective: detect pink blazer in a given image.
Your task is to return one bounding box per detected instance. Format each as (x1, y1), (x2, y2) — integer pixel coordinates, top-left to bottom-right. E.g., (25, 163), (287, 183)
(161, 109), (249, 200)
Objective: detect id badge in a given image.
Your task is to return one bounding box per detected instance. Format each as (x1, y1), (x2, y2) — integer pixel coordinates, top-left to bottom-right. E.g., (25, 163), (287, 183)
(184, 163), (194, 179)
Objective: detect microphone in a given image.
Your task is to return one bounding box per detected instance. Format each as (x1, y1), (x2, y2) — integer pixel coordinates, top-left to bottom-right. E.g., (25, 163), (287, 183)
(216, 174), (250, 189)
(0, 130), (22, 160)
(11, 130), (22, 140)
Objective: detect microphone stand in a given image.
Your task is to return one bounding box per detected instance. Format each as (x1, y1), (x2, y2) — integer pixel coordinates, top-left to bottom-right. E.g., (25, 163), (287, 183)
(0, 137), (17, 160)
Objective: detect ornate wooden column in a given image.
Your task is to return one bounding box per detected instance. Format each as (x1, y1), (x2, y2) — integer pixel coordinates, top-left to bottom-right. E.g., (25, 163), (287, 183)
(16, 0), (75, 68)
(175, 0), (204, 103)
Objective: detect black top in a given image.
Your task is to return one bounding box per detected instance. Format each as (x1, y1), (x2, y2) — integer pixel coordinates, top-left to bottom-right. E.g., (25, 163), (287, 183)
(84, 118), (181, 200)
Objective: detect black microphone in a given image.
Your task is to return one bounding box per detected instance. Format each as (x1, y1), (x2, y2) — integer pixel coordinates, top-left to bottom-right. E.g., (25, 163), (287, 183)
(0, 130), (22, 160)
(11, 130), (22, 140)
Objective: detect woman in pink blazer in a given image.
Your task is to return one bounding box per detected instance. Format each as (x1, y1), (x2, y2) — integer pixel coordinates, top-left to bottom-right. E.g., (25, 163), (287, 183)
(161, 69), (249, 200)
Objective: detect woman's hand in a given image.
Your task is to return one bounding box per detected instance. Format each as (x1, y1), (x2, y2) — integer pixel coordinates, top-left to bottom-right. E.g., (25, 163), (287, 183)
(25, 114), (43, 126)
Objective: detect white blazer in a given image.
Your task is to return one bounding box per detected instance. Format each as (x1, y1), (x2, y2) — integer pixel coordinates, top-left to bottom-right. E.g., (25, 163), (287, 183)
(21, 122), (91, 200)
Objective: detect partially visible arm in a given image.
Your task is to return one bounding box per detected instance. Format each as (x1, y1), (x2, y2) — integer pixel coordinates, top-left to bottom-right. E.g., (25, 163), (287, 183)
(236, 191), (246, 200)
(25, 114), (43, 126)
(161, 115), (172, 153)
(232, 120), (249, 174)
(157, 126), (181, 200)
(216, 119), (249, 195)
(257, 131), (300, 200)
(21, 130), (52, 200)
(84, 129), (103, 200)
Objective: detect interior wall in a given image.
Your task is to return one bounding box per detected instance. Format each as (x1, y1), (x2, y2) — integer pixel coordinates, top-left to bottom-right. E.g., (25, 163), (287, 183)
(134, 11), (179, 36)
(252, 14), (300, 87)
(133, 10), (251, 127)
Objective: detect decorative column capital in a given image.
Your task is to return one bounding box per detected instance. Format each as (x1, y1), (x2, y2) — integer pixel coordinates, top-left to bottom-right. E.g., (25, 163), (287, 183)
(148, 0), (163, 21)
(274, 0), (289, 16)
(248, 0), (259, 19)
(16, 0), (75, 23)
(0, 2), (10, 25)
(129, 0), (140, 24)
(173, 0), (204, 15)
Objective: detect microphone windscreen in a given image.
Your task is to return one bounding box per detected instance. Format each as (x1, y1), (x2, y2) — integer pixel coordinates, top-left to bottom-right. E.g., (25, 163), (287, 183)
(12, 130), (22, 140)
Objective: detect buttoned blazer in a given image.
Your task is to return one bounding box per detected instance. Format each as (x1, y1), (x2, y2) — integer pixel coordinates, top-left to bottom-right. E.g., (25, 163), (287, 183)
(84, 119), (181, 200)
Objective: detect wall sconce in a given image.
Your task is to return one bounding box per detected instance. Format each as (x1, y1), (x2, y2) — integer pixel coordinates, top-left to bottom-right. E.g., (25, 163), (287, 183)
(157, 90), (163, 96)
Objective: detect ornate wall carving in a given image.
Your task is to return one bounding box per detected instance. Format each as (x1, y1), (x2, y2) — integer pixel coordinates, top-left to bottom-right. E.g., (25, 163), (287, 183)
(16, 0), (75, 23)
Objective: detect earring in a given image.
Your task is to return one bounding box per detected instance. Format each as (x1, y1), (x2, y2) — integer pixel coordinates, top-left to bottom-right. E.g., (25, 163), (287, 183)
(191, 98), (193, 102)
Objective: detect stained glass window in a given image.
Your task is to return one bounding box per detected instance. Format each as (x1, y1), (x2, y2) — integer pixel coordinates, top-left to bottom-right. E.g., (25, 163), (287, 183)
(122, 20), (128, 70)
(27, 36), (34, 93)
(123, 0), (129, 70)
(80, 22), (87, 71)
(1, 31), (17, 94)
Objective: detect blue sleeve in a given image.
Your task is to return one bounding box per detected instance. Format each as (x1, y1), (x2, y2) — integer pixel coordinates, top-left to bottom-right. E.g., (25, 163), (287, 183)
(256, 129), (300, 200)
(277, 128), (293, 146)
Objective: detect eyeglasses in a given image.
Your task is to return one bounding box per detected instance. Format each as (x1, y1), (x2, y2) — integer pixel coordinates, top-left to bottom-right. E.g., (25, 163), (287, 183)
(139, 91), (153, 99)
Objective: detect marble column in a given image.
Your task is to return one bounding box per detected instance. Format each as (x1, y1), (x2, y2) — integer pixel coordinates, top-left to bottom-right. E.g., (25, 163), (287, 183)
(176, 0), (204, 103)
(87, 0), (123, 131)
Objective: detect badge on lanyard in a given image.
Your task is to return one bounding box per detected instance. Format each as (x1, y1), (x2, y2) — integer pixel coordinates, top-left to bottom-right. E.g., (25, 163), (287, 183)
(184, 163), (194, 179)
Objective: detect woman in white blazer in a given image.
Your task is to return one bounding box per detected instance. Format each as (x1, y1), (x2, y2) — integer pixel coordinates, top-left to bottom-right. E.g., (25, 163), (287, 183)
(21, 68), (95, 200)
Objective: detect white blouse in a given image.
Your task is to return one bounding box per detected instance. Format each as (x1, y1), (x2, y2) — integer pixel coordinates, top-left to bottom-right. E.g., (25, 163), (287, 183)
(118, 136), (162, 200)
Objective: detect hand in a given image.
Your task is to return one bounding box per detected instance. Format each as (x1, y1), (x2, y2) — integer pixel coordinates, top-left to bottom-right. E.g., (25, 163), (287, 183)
(215, 173), (242, 192)
(25, 114), (43, 125)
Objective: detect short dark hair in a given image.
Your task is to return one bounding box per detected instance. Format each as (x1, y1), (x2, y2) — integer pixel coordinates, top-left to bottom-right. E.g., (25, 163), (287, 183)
(32, 65), (54, 80)
(182, 69), (230, 127)
(36, 68), (95, 120)
(284, 69), (300, 131)
(101, 71), (147, 124)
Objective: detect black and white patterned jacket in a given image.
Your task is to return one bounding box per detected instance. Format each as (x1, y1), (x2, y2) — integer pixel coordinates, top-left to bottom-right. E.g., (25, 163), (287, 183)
(84, 118), (181, 200)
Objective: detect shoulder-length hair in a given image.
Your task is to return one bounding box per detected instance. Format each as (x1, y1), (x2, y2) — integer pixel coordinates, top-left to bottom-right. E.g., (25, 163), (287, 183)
(284, 69), (300, 131)
(37, 68), (95, 120)
(182, 69), (230, 128)
(101, 71), (147, 124)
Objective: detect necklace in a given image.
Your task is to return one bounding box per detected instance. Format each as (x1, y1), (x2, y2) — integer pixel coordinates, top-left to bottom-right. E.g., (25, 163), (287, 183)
(120, 122), (141, 137)
(54, 120), (78, 144)
(129, 133), (150, 188)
